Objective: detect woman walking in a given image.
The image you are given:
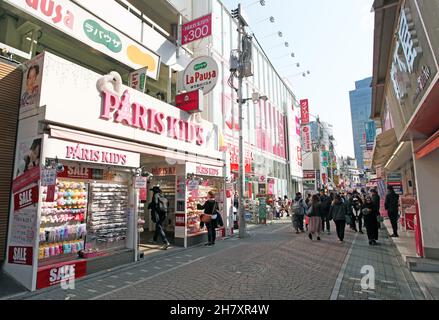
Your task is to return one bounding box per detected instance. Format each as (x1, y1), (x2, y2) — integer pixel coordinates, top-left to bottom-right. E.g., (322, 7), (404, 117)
(307, 195), (323, 241)
(363, 196), (380, 245)
(329, 195), (347, 242)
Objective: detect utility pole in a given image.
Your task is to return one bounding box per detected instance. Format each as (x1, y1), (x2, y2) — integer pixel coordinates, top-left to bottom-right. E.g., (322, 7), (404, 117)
(231, 4), (252, 239)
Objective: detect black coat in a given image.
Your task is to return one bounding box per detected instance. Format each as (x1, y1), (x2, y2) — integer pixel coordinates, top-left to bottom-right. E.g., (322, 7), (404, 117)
(330, 202), (347, 222)
(385, 192), (399, 216)
(198, 200), (223, 228)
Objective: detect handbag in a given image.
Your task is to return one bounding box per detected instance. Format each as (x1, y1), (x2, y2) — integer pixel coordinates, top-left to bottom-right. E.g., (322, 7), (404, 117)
(200, 214), (212, 223)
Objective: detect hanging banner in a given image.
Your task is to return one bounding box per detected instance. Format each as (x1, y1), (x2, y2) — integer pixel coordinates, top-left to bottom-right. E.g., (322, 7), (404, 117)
(300, 99), (310, 125)
(181, 14), (212, 46)
(302, 125), (312, 152)
(176, 89), (204, 113)
(128, 67), (148, 93)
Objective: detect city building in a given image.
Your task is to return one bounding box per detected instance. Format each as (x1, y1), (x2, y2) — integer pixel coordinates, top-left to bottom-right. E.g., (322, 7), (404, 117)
(349, 77), (375, 169)
(371, 0), (439, 259)
(0, 0), (303, 290)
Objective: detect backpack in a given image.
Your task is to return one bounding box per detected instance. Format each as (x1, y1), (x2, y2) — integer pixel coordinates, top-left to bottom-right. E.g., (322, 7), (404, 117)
(157, 195), (168, 215)
(292, 199), (305, 215)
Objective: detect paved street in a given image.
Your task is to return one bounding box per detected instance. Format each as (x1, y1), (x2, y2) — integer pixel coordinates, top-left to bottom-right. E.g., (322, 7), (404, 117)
(11, 220), (425, 301)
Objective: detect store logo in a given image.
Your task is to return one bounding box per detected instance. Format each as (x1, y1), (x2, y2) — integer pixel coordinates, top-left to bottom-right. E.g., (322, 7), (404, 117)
(26, 0), (74, 29)
(100, 90), (205, 146)
(83, 19), (122, 53)
(183, 56), (219, 94)
(194, 62), (208, 71)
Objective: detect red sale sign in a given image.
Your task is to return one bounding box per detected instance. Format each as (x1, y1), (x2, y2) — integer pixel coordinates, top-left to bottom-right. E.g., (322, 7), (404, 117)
(37, 260), (87, 290)
(8, 246), (33, 266)
(181, 14), (212, 45)
(176, 90), (204, 113)
(300, 99), (310, 125)
(14, 185), (39, 212)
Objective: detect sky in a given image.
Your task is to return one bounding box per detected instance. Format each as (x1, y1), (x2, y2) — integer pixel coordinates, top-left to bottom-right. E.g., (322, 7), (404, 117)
(221, 0), (375, 158)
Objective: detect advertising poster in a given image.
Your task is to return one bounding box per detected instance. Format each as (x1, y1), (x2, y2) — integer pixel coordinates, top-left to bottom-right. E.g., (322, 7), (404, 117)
(20, 53), (44, 112)
(14, 137), (42, 180)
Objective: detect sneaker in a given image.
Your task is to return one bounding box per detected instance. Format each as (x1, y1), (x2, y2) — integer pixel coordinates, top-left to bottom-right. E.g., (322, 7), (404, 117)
(161, 243), (169, 250)
(204, 242), (212, 246)
(308, 234), (313, 240)
(317, 237), (321, 241)
(369, 240), (373, 245)
(390, 234), (399, 238)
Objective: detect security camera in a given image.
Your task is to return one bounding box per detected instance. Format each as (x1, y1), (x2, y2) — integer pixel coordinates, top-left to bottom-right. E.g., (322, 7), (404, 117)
(55, 162), (65, 173)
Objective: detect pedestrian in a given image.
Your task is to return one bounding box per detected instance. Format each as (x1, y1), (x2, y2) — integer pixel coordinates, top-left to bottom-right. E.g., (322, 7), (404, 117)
(330, 194), (347, 242)
(148, 186), (170, 250)
(307, 194), (323, 241)
(363, 196), (380, 245)
(350, 191), (364, 233)
(197, 191), (221, 247)
(305, 194), (312, 231)
(385, 186), (400, 237)
(292, 192), (306, 234)
(277, 197), (284, 218)
(283, 195), (291, 217)
(319, 189), (332, 234)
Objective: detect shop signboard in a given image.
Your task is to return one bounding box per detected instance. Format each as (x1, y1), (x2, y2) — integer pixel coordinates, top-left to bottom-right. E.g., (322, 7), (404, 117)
(128, 67), (148, 93)
(302, 125), (312, 152)
(36, 260), (87, 290)
(175, 214), (186, 227)
(134, 177), (147, 189)
(186, 162), (224, 177)
(187, 180), (199, 191)
(150, 167), (176, 176)
(57, 165), (103, 180)
(3, 0), (161, 80)
(181, 14), (212, 45)
(303, 171), (316, 180)
(183, 56), (219, 95)
(41, 168), (57, 186)
(44, 138), (140, 168)
(175, 89), (204, 113)
(300, 99), (310, 125)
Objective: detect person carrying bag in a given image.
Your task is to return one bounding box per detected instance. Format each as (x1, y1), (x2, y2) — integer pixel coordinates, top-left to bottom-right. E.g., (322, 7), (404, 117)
(197, 191), (221, 247)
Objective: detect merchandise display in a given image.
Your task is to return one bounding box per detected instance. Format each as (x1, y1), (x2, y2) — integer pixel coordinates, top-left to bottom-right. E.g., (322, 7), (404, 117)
(39, 181), (88, 260)
(186, 180), (223, 236)
(86, 182), (129, 251)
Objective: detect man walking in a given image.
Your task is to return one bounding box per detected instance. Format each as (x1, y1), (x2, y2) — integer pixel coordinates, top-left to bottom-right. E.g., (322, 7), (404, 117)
(292, 192), (306, 234)
(319, 189), (332, 234)
(148, 186), (170, 250)
(385, 186), (400, 237)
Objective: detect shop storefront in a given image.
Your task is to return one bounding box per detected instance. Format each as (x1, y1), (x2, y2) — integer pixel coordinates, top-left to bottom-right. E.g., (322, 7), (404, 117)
(4, 51), (224, 291)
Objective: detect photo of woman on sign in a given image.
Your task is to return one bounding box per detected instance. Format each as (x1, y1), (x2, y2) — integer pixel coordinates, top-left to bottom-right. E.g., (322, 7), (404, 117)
(20, 64), (41, 109)
(16, 138), (41, 178)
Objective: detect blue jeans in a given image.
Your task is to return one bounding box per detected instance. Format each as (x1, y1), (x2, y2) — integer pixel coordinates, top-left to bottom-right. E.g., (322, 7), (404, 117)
(206, 222), (216, 244)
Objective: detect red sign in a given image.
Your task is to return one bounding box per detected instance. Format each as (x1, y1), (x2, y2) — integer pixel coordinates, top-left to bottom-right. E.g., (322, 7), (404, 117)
(175, 214), (186, 227)
(46, 185), (56, 203)
(14, 185), (39, 212)
(176, 90), (203, 113)
(139, 188), (147, 201)
(8, 246), (33, 266)
(37, 260), (87, 290)
(181, 14), (212, 45)
(302, 125), (312, 152)
(300, 99), (310, 125)
(303, 171), (316, 179)
(12, 167), (40, 193)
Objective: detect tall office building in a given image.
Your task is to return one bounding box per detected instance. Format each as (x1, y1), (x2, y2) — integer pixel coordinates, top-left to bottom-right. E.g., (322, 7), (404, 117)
(349, 77), (374, 169)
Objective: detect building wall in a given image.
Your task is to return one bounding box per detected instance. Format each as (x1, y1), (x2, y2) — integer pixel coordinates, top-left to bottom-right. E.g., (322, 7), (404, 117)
(349, 77), (373, 169)
(413, 146), (439, 259)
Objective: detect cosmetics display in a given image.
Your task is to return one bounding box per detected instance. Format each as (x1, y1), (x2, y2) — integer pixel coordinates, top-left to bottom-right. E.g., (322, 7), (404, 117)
(39, 181), (88, 260)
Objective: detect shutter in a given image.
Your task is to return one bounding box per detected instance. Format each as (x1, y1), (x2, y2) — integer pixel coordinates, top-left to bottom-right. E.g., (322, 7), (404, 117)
(0, 60), (21, 262)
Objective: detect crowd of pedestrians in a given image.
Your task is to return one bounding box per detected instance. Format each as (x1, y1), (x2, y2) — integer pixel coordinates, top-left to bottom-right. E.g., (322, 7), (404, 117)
(286, 185), (400, 246)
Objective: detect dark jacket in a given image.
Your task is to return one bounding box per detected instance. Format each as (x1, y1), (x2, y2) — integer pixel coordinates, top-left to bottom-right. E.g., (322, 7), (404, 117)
(329, 202), (347, 222)
(320, 195), (331, 216)
(148, 193), (165, 223)
(385, 192), (399, 216)
(198, 199), (223, 228)
(372, 194), (380, 213)
(363, 202), (378, 221)
(307, 202), (324, 217)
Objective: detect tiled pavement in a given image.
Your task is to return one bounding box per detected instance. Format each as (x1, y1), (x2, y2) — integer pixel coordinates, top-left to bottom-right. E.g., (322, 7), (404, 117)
(334, 227), (425, 300)
(7, 220), (426, 300)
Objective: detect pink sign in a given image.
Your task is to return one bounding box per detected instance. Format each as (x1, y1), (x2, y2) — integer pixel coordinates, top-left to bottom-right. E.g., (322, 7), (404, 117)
(66, 144), (128, 166)
(181, 14), (212, 45)
(101, 90), (205, 146)
(302, 125), (312, 152)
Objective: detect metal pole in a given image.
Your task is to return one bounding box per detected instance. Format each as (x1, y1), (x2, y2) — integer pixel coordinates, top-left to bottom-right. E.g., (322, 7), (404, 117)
(238, 21), (247, 239)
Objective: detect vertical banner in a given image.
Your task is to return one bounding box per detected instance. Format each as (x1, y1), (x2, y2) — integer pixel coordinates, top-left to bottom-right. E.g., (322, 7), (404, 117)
(302, 125), (312, 152)
(300, 99), (310, 125)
